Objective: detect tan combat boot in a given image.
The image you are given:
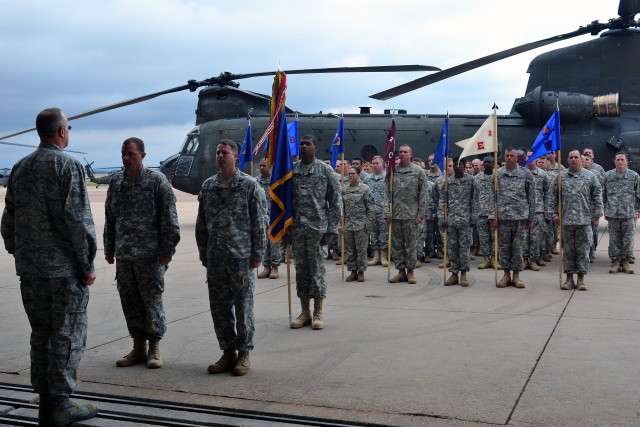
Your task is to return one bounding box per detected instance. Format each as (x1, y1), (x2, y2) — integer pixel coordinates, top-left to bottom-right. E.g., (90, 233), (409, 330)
(415, 259), (422, 268)
(207, 349), (237, 374)
(561, 274), (574, 290)
(523, 260), (530, 270)
(407, 269), (417, 284)
(577, 274), (587, 291)
(529, 260), (541, 271)
(257, 267), (271, 279)
(335, 257), (344, 265)
(609, 260), (621, 274)
(497, 270), (511, 288)
(389, 269), (407, 283)
(459, 272), (469, 287)
(269, 266), (279, 279)
(543, 252), (553, 262)
(367, 250), (381, 266)
(513, 272), (525, 288)
(380, 250), (389, 267)
(477, 256), (492, 269)
(621, 260), (634, 274)
(444, 272), (459, 286)
(290, 298), (312, 329)
(312, 298), (324, 330)
(438, 260), (451, 268)
(491, 257), (501, 269)
(552, 246), (560, 255)
(147, 339), (163, 369)
(357, 271), (365, 282)
(232, 351), (250, 376)
(537, 257), (546, 266)
(116, 338), (147, 367)
(345, 271), (358, 282)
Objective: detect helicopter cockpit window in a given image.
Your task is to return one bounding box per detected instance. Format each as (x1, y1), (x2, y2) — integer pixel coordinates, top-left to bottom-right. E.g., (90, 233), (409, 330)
(182, 136), (199, 155)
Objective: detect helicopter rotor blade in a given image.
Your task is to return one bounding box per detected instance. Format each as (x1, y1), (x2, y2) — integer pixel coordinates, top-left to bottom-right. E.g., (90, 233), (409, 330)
(370, 22), (608, 101)
(0, 140), (87, 154)
(231, 65), (441, 80)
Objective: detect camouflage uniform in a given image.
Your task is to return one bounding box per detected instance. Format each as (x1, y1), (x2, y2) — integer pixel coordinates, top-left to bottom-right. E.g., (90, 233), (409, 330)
(524, 167), (550, 262)
(473, 171), (495, 257)
(586, 168), (605, 256)
(290, 160), (341, 299)
(423, 180), (437, 255)
(342, 182), (375, 272)
(546, 166), (563, 252)
(1, 143), (96, 398)
(104, 168), (180, 342)
(196, 169), (267, 352)
(384, 162), (428, 270)
(489, 166), (536, 272)
(550, 168), (603, 275)
(603, 169), (640, 262)
(257, 174), (283, 267)
(330, 172), (348, 258)
(426, 169), (444, 254)
(362, 171), (388, 252)
(590, 162), (606, 176)
(438, 174), (474, 273)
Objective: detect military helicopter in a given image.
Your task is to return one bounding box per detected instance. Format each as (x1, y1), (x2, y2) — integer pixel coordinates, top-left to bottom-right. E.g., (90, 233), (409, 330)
(82, 158), (121, 188)
(0, 168), (9, 188)
(2, 1), (640, 195)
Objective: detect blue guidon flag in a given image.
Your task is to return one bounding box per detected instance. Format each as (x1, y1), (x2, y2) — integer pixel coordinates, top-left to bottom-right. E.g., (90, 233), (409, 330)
(269, 108), (294, 243)
(525, 110), (561, 166)
(330, 116), (344, 168)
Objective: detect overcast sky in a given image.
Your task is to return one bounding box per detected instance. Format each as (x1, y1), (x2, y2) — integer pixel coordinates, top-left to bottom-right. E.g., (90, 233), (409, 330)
(0, 0), (618, 169)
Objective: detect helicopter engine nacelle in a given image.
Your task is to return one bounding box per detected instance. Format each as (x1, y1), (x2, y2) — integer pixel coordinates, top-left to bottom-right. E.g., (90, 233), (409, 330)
(513, 86), (619, 126)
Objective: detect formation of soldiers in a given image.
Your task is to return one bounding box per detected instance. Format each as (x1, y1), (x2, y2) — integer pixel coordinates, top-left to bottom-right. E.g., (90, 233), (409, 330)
(2, 108), (639, 426)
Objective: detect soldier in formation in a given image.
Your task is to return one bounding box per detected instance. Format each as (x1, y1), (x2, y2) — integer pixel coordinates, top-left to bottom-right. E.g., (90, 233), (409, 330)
(603, 152), (640, 274)
(1, 108), (99, 425)
(490, 147), (536, 289)
(523, 151), (550, 271)
(363, 156), (389, 267)
(104, 137), (180, 370)
(551, 150), (603, 290)
(287, 135), (341, 330)
(385, 145), (428, 284)
(339, 166), (375, 282)
(256, 158), (283, 279)
(438, 158), (475, 286)
(196, 140), (267, 376)
(473, 156), (498, 269)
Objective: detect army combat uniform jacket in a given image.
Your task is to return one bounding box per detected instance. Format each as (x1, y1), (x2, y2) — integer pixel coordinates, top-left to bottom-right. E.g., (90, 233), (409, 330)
(384, 162), (428, 220)
(343, 182), (375, 231)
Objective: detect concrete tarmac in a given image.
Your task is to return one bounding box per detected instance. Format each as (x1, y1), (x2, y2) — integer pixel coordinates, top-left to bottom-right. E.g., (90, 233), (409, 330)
(1, 187), (639, 426)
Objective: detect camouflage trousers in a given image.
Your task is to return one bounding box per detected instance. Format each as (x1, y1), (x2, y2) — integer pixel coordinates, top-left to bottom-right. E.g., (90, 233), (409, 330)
(476, 216), (494, 256)
(369, 212), (388, 251)
(263, 239), (283, 268)
(562, 224), (593, 275)
(206, 258), (255, 352)
(391, 219), (418, 270)
(590, 223), (598, 255)
(20, 276), (89, 397)
(524, 213), (546, 261)
(426, 219), (444, 253)
(116, 258), (167, 341)
(416, 221), (427, 259)
(498, 220), (526, 272)
(344, 229), (369, 272)
(608, 218), (635, 261)
(445, 223), (471, 273)
(290, 226), (328, 299)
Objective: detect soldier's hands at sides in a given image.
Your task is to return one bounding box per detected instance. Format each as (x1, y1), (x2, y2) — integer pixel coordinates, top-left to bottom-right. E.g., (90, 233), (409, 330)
(105, 254), (114, 264)
(250, 260), (260, 269)
(553, 216), (560, 226)
(385, 217), (392, 225)
(591, 219), (599, 227)
(82, 272), (96, 286)
(442, 220), (448, 230)
(363, 227), (369, 233)
(337, 226), (343, 234)
(525, 220), (533, 229)
(159, 255), (172, 265)
(283, 234), (291, 246)
(490, 219), (498, 230)
(320, 233), (333, 246)
(415, 217), (423, 225)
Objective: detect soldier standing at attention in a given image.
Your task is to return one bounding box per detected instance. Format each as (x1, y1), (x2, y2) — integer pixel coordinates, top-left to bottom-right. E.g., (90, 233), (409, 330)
(438, 159), (475, 286)
(551, 150), (603, 290)
(287, 134), (341, 330)
(339, 166), (375, 282)
(364, 156), (389, 267)
(523, 151), (550, 271)
(104, 137), (180, 369)
(426, 153), (444, 259)
(1, 108), (99, 426)
(385, 145), (428, 284)
(490, 147), (536, 289)
(473, 156), (498, 269)
(603, 153), (640, 274)
(196, 140), (267, 376)
(256, 158), (282, 279)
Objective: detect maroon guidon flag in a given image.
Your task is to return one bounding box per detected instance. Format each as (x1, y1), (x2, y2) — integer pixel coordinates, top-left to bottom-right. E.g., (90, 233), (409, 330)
(384, 119), (396, 179)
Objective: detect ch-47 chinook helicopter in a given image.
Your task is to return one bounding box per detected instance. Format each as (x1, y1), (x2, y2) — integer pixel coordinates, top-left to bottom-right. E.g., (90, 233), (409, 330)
(2, 1), (640, 195)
